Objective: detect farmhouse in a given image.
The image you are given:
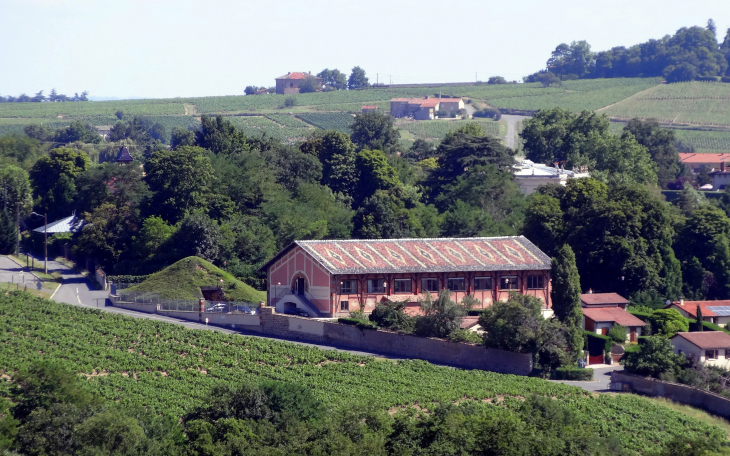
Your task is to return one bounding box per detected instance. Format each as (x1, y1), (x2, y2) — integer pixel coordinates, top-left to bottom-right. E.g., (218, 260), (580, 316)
(390, 97), (464, 120)
(710, 162), (730, 190)
(678, 153), (730, 174)
(275, 72), (323, 94)
(513, 159), (590, 195)
(671, 331), (730, 368)
(665, 299), (730, 327)
(582, 307), (645, 342)
(260, 236), (552, 318)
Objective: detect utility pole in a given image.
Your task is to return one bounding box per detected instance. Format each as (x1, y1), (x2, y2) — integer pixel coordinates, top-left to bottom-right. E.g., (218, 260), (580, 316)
(44, 213), (47, 275)
(15, 202), (19, 257)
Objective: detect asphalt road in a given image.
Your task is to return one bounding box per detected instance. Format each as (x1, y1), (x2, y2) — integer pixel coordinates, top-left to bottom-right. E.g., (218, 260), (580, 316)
(502, 114), (531, 149)
(553, 364), (623, 392)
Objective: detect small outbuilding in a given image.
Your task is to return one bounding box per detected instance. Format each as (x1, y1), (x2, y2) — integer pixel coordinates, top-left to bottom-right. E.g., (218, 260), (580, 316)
(115, 146), (134, 164)
(671, 331), (730, 367)
(582, 307), (646, 342)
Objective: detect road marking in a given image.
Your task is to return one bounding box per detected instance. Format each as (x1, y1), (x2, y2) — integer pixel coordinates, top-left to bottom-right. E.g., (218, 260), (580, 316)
(49, 283), (62, 300)
(76, 287), (79, 294)
(77, 295), (82, 304)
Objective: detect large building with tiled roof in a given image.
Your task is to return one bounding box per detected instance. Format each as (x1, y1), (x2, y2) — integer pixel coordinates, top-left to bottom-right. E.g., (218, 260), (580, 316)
(275, 71), (322, 94)
(390, 97), (464, 120)
(260, 236), (551, 318)
(678, 153), (730, 173)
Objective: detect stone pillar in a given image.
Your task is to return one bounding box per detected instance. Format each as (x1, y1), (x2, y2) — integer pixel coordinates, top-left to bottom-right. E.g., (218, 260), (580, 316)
(199, 298), (205, 322)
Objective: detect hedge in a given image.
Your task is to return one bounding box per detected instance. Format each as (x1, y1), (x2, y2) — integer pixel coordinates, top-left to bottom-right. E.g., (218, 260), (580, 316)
(338, 318), (377, 330)
(585, 331), (612, 354)
(687, 318), (730, 334)
(107, 275), (150, 285)
(637, 336), (650, 345)
(552, 367), (594, 381)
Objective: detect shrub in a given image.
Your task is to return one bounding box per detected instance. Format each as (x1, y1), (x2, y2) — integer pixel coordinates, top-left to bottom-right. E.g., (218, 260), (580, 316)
(637, 336), (650, 345)
(447, 329), (482, 344)
(414, 290), (466, 338)
(621, 336), (684, 378)
(473, 107), (501, 120)
(338, 318), (377, 330)
(552, 367), (594, 381)
(584, 331), (612, 354)
(369, 301), (416, 333)
(722, 76), (730, 83)
(608, 325), (627, 344)
(283, 97), (296, 108)
(435, 110), (448, 118)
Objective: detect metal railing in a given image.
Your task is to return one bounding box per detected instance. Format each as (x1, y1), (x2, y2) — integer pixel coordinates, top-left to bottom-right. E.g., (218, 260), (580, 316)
(203, 301), (259, 314)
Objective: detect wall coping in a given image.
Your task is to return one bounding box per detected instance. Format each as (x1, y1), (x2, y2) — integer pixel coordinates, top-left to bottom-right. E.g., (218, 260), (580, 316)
(614, 370), (730, 403)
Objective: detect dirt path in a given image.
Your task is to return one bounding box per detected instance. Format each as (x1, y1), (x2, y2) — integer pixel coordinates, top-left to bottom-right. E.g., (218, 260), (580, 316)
(183, 104), (196, 116)
(501, 114), (530, 150)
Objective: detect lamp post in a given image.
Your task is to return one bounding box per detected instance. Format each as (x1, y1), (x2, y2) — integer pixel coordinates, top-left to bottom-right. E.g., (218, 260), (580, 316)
(31, 212), (47, 274)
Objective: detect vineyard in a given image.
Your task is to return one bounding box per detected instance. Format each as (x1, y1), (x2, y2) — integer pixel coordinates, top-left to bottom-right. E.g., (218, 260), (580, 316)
(0, 292), (725, 453)
(672, 129), (730, 153)
(396, 118), (503, 142)
(603, 81), (730, 127)
(224, 115), (314, 142)
(296, 112), (355, 133)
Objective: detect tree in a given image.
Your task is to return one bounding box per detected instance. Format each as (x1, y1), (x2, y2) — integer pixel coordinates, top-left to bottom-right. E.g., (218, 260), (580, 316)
(29, 147), (90, 218)
(622, 336), (684, 378)
(665, 62), (698, 82)
(0, 164), (33, 220)
(54, 120), (101, 144)
(550, 244), (583, 356)
(353, 149), (400, 205)
(524, 71), (561, 87)
(298, 76), (320, 93)
(0, 210), (16, 254)
(487, 76), (507, 84)
(144, 146), (217, 223)
(350, 111), (400, 152)
(133, 216), (176, 260)
(623, 119), (681, 188)
(479, 293), (543, 354)
(522, 193), (564, 258)
(74, 203), (135, 267)
(115, 110), (124, 120)
(414, 290), (466, 338)
(316, 130), (358, 197)
(171, 213), (222, 262)
(696, 304), (704, 331)
(195, 115), (248, 155)
(546, 41), (594, 78)
(170, 127), (196, 149)
(317, 69), (347, 90)
(244, 86), (258, 95)
(348, 66), (370, 89)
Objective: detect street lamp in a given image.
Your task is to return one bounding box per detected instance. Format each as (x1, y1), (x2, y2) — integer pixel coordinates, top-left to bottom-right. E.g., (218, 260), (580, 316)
(30, 212), (47, 274)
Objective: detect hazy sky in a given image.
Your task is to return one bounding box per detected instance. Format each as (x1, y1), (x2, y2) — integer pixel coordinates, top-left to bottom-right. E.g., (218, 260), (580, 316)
(1, 0), (729, 99)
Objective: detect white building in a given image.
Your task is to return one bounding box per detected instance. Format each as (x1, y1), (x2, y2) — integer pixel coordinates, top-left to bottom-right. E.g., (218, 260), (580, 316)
(671, 332), (730, 368)
(513, 159), (590, 195)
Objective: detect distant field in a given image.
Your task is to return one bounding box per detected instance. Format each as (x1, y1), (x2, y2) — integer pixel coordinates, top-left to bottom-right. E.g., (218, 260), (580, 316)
(396, 118), (503, 142)
(297, 112), (354, 134)
(603, 81), (730, 127)
(672, 129), (730, 153)
(225, 115), (314, 142)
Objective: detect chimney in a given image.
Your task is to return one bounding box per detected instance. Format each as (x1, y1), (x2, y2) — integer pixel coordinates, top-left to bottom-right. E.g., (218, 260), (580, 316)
(588, 288), (593, 294)
(680, 298), (684, 306)
(722, 162), (726, 173)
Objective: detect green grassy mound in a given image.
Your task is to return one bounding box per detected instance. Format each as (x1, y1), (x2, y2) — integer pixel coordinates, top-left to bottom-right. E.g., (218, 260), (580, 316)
(126, 256), (265, 302)
(0, 292), (725, 453)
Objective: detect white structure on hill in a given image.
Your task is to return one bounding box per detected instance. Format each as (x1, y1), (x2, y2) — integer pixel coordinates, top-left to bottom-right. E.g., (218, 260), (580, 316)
(513, 159), (590, 195)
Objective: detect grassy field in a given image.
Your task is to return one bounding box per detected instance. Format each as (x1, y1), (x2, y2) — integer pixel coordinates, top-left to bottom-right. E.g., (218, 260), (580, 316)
(396, 118), (503, 143)
(0, 291), (726, 453)
(603, 81), (730, 127)
(126, 256), (266, 302)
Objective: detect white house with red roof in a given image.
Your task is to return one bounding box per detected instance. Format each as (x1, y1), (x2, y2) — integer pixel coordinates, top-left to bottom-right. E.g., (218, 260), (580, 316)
(390, 97), (464, 120)
(260, 236), (552, 318)
(665, 299), (730, 327)
(678, 153), (730, 174)
(671, 331), (730, 367)
(275, 72), (323, 94)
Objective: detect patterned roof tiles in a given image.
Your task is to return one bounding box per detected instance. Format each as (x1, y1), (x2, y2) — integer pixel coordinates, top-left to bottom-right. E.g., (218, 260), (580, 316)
(260, 236), (551, 274)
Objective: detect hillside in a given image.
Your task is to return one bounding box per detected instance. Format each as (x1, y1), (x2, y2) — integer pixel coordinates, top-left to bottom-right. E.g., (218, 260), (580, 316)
(126, 256), (265, 302)
(0, 291), (725, 453)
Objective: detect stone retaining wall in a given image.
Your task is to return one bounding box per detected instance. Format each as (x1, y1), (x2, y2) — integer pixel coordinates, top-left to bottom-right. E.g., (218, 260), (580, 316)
(611, 371), (730, 419)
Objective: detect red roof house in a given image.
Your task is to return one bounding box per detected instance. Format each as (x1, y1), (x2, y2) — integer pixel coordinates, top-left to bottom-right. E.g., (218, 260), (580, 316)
(582, 307), (646, 342)
(665, 300), (730, 327)
(260, 236), (552, 318)
(275, 72), (323, 94)
(671, 331), (730, 367)
(390, 97), (465, 120)
(580, 292), (629, 309)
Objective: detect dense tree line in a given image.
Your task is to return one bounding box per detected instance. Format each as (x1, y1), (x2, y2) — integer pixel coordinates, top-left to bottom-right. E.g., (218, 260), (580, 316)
(526, 21), (730, 82)
(0, 89), (89, 103)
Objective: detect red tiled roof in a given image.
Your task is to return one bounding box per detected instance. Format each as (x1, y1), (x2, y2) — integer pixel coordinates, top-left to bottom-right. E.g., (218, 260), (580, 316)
(582, 307), (646, 327)
(261, 236), (551, 275)
(390, 97), (462, 109)
(678, 153), (730, 164)
(665, 300), (730, 318)
(672, 331), (730, 349)
(437, 98), (463, 103)
(581, 293), (629, 307)
(275, 72), (321, 80)
(420, 99), (441, 108)
(362, 105), (378, 109)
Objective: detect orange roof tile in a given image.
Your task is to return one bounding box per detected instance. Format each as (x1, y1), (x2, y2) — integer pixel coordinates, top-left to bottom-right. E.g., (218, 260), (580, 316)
(276, 72), (320, 80)
(678, 153), (730, 164)
(582, 307), (646, 327)
(581, 292), (629, 307)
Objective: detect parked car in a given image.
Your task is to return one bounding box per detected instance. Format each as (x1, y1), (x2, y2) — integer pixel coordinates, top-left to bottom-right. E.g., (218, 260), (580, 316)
(205, 303), (227, 313)
(283, 307), (309, 317)
(232, 305), (256, 315)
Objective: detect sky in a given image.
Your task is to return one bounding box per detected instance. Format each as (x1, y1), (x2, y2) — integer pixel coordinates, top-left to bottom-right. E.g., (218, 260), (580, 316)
(1, 0), (729, 100)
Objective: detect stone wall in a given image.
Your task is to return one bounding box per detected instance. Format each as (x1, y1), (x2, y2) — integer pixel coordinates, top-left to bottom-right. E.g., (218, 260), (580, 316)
(611, 371), (730, 419)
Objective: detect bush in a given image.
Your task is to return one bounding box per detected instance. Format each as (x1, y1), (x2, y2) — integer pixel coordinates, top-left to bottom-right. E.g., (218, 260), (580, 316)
(722, 76), (730, 83)
(608, 324), (627, 343)
(637, 336), (650, 345)
(687, 318), (730, 333)
(584, 331), (612, 354)
(621, 336), (685, 378)
(369, 301), (416, 333)
(552, 367), (594, 381)
(447, 329), (482, 344)
(283, 97), (296, 108)
(414, 290), (466, 338)
(435, 110), (448, 118)
(473, 107), (501, 120)
(338, 318), (377, 330)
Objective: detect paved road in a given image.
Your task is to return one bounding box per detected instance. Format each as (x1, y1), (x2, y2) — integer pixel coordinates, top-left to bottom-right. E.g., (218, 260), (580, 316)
(552, 364), (622, 392)
(0, 256), (43, 287)
(502, 114), (531, 150)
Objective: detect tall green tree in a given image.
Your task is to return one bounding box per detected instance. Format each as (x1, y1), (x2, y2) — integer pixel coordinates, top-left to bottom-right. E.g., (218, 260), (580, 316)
(623, 119), (681, 188)
(0, 210), (17, 254)
(144, 146), (218, 223)
(353, 149), (400, 205)
(317, 69), (347, 90)
(696, 304), (704, 331)
(316, 131), (358, 197)
(0, 164), (33, 220)
(347, 66), (370, 89)
(195, 115), (249, 155)
(550, 244), (583, 357)
(349, 111), (400, 152)
(29, 147), (90, 219)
